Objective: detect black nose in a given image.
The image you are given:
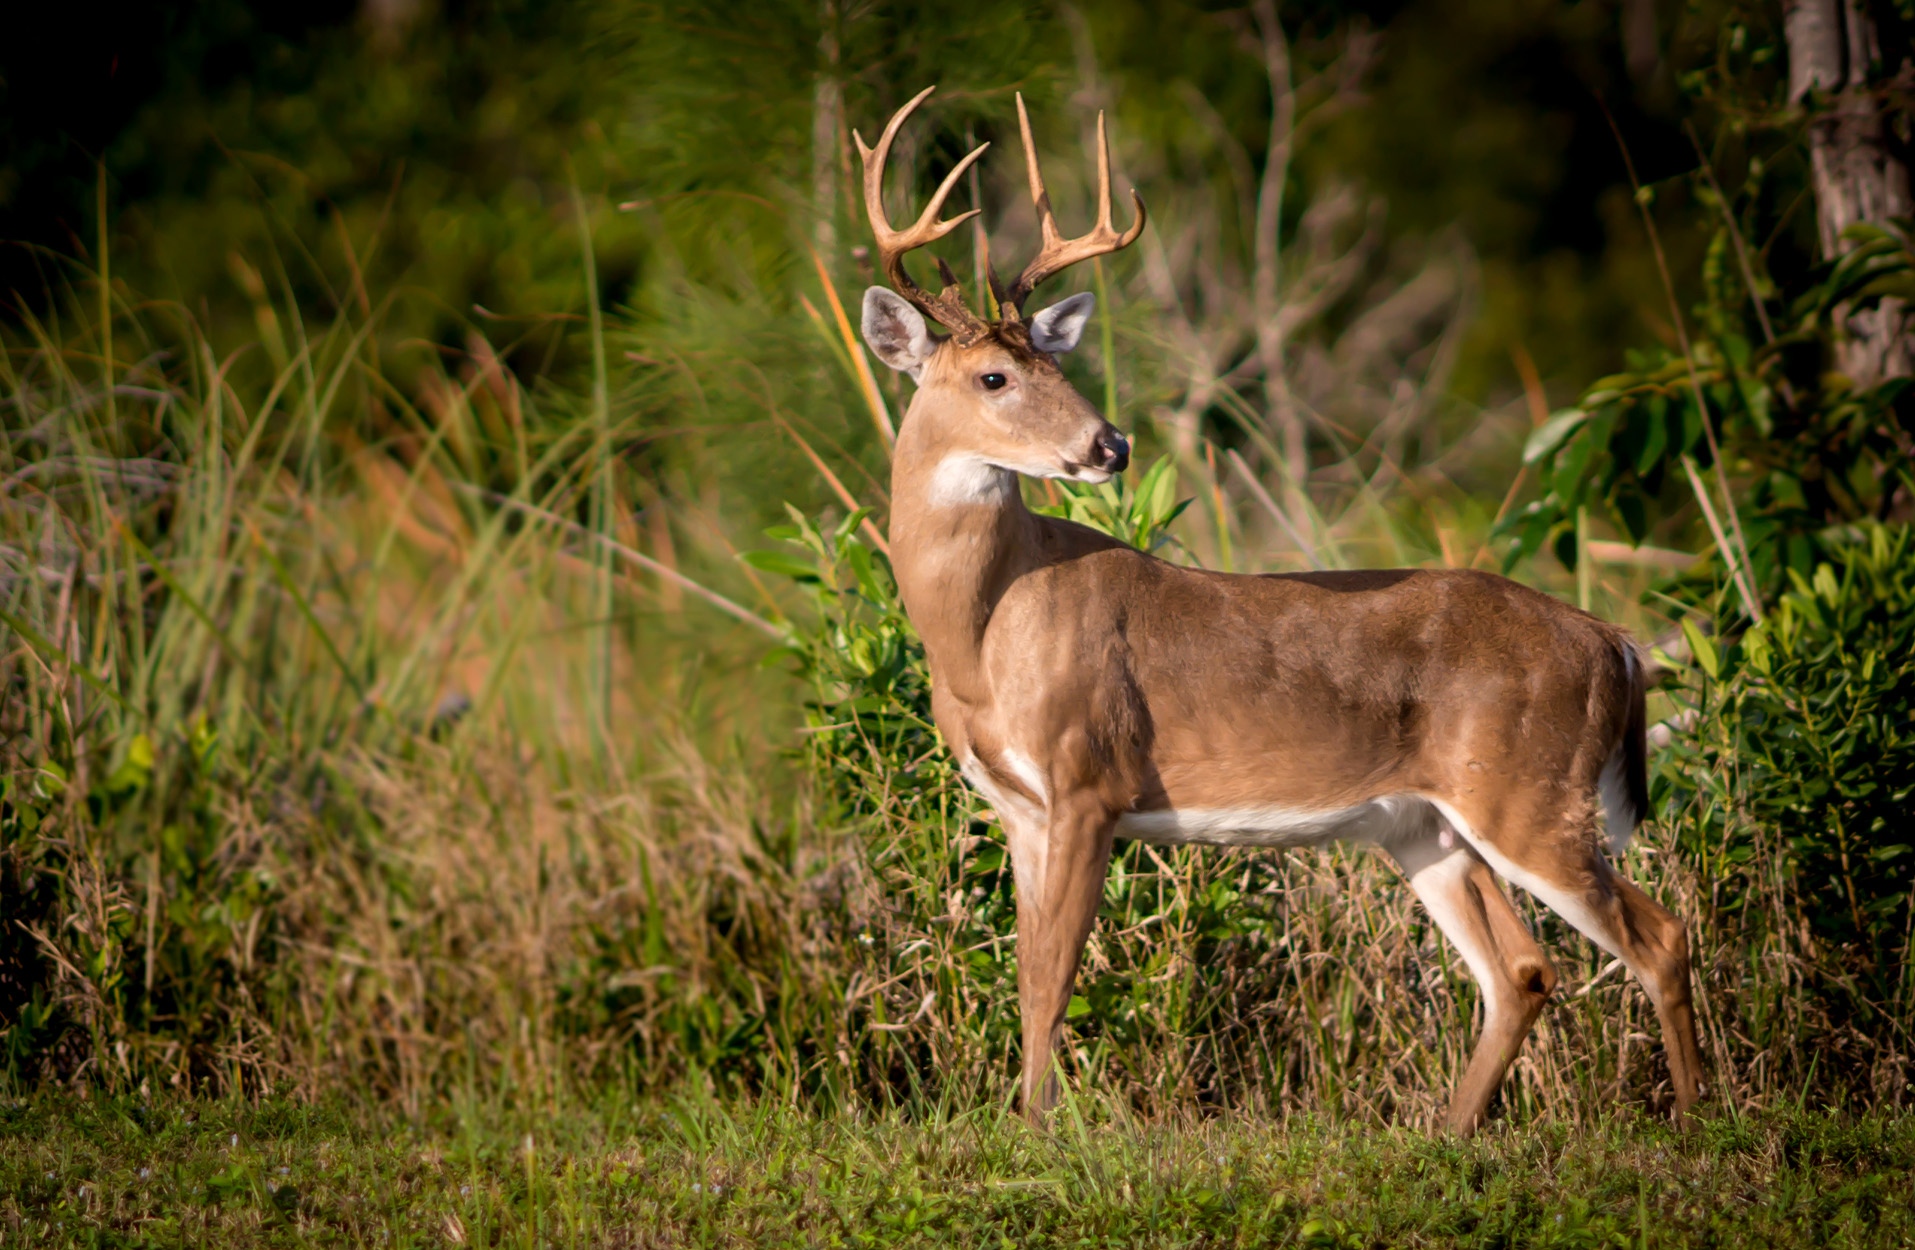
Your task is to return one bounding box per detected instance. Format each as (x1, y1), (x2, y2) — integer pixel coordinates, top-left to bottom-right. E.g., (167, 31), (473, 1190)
(1094, 429), (1130, 474)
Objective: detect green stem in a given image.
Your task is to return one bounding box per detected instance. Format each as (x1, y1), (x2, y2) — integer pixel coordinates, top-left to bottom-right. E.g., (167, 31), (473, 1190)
(1577, 505), (1593, 612)
(1094, 258), (1118, 429)
(571, 173), (615, 772)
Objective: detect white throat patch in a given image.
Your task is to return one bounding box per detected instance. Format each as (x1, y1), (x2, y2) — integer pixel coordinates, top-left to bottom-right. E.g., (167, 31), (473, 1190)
(928, 455), (1018, 507)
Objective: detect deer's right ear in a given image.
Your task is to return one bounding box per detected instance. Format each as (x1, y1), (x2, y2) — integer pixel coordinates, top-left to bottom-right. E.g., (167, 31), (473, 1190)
(862, 287), (936, 380)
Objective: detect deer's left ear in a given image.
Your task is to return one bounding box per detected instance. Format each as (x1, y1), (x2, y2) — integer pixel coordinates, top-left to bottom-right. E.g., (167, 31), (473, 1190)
(1027, 292), (1096, 354)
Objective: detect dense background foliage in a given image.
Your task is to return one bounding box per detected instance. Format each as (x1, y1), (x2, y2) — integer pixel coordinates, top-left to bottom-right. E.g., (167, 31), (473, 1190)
(2, 0), (1911, 1129)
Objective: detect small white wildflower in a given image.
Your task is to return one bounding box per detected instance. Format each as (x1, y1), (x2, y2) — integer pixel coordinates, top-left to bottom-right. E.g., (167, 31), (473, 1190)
(230, 1134), (239, 1147)
(138, 1168), (151, 1180)
(459, 1185), (471, 1197)
(279, 1167), (290, 1175)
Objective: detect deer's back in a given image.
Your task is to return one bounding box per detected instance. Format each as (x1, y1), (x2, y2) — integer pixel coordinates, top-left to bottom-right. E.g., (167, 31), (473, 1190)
(977, 547), (1635, 810)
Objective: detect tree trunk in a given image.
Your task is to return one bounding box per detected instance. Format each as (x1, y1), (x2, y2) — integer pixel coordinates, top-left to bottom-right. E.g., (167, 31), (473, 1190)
(1785, 0), (1913, 385)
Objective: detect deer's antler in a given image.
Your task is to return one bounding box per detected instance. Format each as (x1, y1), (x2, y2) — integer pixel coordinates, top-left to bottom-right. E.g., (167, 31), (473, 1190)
(855, 86), (994, 346)
(1000, 92), (1147, 318)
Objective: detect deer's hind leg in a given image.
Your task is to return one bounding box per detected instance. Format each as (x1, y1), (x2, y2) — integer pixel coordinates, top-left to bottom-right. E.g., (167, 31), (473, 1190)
(1484, 841), (1704, 1120)
(1389, 829), (1559, 1135)
(1432, 790), (1706, 1123)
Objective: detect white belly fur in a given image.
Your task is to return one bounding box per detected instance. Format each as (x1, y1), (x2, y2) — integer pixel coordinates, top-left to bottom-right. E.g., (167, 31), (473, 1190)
(1114, 794), (1440, 850)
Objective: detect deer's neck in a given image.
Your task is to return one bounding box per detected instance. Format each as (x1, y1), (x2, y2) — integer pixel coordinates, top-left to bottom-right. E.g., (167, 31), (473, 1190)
(887, 418), (1043, 703)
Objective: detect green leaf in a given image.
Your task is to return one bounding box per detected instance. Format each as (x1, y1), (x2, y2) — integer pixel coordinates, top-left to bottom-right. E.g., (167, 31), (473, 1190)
(1616, 491), (1648, 544)
(833, 507), (873, 546)
(1139, 456), (1177, 521)
(103, 733), (156, 798)
(1854, 273), (1915, 307)
(1636, 396), (1669, 475)
(37, 760), (69, 796)
(740, 550), (821, 583)
(1679, 392), (1705, 454)
(1681, 617), (1719, 680)
(843, 541), (883, 601)
(1551, 424), (1601, 506)
(1523, 408), (1590, 464)
(1151, 498), (1195, 550)
(1836, 221), (1899, 249)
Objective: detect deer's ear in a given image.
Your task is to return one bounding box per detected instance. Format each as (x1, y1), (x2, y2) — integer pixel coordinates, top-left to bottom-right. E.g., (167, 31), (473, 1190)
(1028, 292), (1095, 354)
(862, 287), (936, 379)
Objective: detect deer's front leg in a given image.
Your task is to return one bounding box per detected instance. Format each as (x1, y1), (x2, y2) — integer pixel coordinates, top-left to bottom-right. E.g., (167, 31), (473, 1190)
(1010, 797), (1116, 1120)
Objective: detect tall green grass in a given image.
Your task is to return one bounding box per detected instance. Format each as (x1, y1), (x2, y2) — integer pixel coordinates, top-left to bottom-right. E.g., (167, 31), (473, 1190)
(0, 231), (804, 1103)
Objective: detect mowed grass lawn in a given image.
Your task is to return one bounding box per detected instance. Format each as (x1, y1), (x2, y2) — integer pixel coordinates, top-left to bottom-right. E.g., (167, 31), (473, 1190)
(3, 1092), (1912, 1248)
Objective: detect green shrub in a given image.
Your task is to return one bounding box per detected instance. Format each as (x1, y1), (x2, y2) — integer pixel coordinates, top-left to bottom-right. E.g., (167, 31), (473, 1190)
(1737, 527), (1915, 961)
(1670, 525), (1915, 972)
(1500, 184), (1915, 612)
(1645, 524), (1915, 1101)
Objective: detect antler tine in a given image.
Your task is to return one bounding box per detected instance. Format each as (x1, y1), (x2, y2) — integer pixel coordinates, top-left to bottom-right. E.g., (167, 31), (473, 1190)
(854, 86), (993, 344)
(1017, 93), (1058, 251)
(1004, 92), (1147, 317)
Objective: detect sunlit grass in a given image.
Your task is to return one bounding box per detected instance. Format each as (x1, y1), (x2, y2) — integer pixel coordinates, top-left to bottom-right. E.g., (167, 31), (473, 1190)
(5, 1090), (1913, 1248)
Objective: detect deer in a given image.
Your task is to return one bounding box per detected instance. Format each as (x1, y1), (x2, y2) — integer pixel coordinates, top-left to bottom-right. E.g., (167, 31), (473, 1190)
(853, 86), (1705, 1135)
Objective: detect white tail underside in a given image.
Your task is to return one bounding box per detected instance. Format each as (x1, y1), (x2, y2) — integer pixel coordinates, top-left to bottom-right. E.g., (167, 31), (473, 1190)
(1598, 747), (1635, 856)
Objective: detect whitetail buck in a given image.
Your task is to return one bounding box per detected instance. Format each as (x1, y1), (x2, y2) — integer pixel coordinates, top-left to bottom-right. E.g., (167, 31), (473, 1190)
(855, 87), (1705, 1134)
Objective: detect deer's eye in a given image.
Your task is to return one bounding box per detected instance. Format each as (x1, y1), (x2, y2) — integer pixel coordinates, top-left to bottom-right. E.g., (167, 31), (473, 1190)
(980, 372), (1008, 391)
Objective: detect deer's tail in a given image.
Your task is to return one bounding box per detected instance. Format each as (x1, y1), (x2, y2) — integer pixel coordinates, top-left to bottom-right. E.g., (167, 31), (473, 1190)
(1600, 638), (1651, 856)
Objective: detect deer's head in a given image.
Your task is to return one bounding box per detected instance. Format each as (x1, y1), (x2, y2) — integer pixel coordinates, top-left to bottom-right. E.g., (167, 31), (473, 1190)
(856, 88), (1145, 490)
